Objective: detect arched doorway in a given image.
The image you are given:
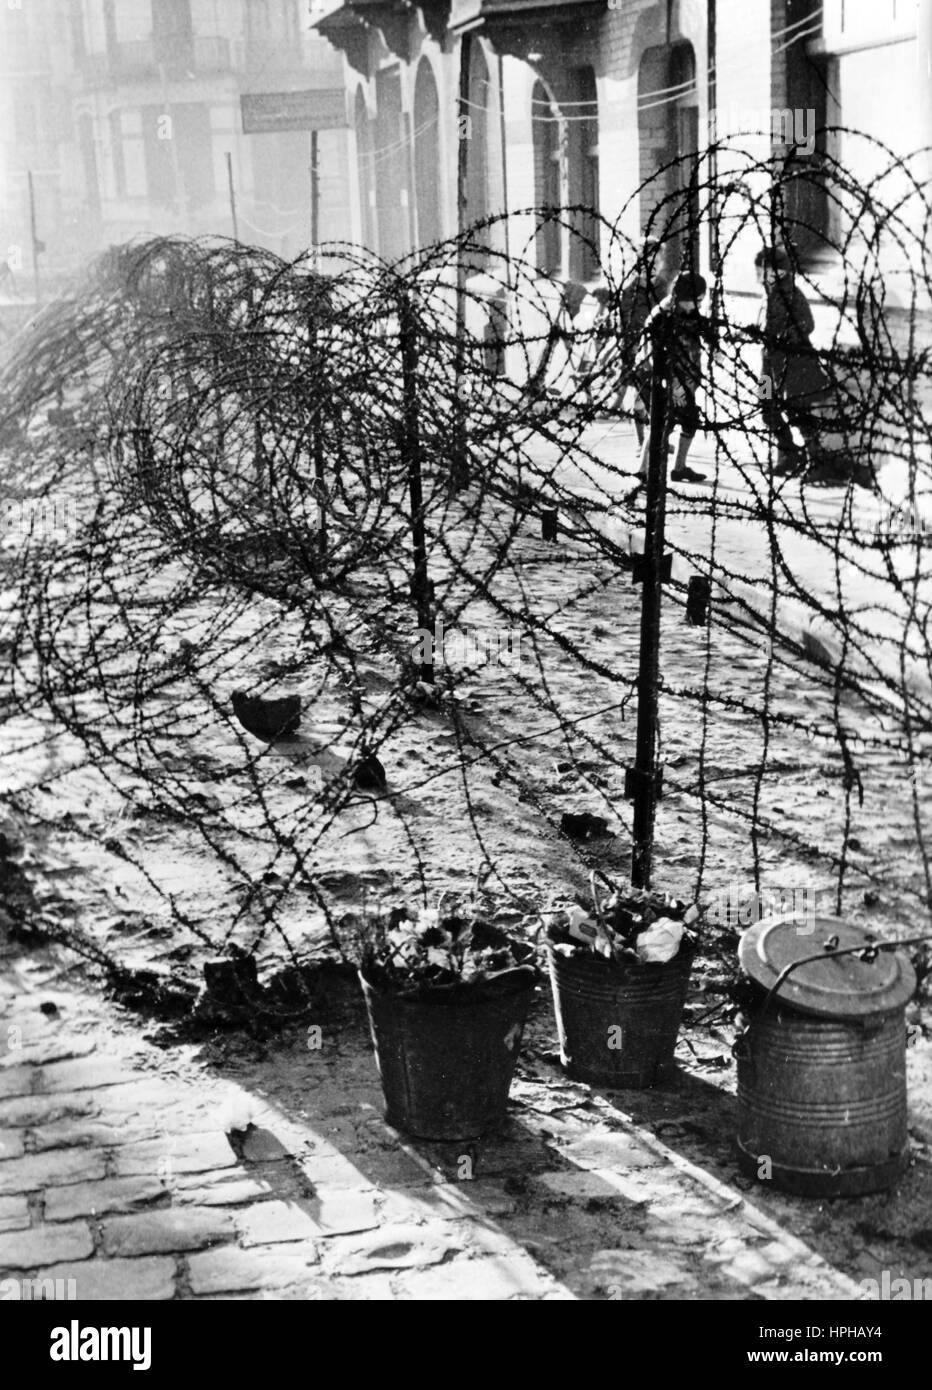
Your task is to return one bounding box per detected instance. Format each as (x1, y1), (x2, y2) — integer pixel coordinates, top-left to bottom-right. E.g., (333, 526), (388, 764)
(567, 65), (600, 281)
(637, 41), (699, 273)
(532, 78), (562, 275)
(413, 58), (441, 247)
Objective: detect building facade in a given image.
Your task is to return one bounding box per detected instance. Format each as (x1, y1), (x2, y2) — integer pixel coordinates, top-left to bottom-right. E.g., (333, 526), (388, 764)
(0, 0), (356, 296)
(315, 0), (931, 300)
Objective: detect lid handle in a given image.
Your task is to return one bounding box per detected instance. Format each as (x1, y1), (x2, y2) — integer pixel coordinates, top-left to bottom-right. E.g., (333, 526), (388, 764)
(752, 932), (929, 1024)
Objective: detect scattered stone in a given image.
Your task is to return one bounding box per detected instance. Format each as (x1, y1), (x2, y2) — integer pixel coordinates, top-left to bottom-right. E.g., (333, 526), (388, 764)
(11, 1039), (95, 1067)
(45, 1177), (168, 1222)
(560, 811), (611, 840)
(29, 1120), (146, 1153)
(326, 1224), (457, 1275)
(236, 1200), (321, 1247)
(534, 1170), (632, 1200)
(102, 1206), (234, 1257)
(0, 1094), (99, 1128)
(175, 1175), (268, 1207)
(187, 1242), (319, 1296)
(308, 1189), (380, 1237)
(39, 1057), (130, 1094)
(0, 1195), (30, 1232)
(588, 1247), (697, 1296)
(0, 1069), (34, 1102)
(0, 1147), (106, 1196)
(113, 1132), (237, 1178)
(0, 1221), (94, 1270)
(0, 1131), (25, 1160)
(722, 1248), (781, 1286)
(557, 1130), (665, 1170)
(36, 1256), (175, 1301)
(395, 1254), (572, 1301)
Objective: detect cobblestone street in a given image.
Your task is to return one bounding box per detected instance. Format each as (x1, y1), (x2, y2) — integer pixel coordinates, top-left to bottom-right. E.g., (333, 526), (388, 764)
(2, 919), (930, 1301)
(3, 429), (932, 1300)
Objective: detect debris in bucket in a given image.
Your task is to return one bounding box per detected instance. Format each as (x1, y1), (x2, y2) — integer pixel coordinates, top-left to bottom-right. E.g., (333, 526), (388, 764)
(550, 879), (700, 964)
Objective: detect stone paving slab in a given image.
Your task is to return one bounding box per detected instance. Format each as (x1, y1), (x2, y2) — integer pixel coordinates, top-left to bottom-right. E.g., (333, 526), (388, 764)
(0, 959), (927, 1301)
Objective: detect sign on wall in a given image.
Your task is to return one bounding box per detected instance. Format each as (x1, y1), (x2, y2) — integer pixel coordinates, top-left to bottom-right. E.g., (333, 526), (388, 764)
(240, 89), (348, 134)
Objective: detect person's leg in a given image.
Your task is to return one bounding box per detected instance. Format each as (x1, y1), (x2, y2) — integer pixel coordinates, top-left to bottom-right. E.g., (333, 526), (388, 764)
(762, 396), (801, 472)
(669, 391), (706, 482)
(633, 378), (651, 472)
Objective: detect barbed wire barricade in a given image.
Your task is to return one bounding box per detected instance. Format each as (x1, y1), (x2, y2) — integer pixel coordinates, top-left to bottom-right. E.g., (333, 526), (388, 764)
(1, 129), (930, 1018)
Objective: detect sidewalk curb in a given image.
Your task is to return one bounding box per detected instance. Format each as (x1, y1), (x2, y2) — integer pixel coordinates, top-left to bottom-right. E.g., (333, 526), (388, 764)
(571, 499), (932, 710)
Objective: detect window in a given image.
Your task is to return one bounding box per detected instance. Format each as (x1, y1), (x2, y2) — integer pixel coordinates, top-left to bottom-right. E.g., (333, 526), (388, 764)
(143, 104), (175, 206)
(173, 103), (214, 208)
(152, 0), (193, 67)
(78, 112), (101, 215)
(110, 109), (126, 197)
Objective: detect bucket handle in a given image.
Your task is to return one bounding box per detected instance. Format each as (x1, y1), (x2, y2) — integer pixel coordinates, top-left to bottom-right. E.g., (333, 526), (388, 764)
(733, 930), (932, 1064)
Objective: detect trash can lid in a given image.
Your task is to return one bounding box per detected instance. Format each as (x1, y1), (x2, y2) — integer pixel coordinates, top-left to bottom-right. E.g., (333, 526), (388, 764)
(738, 916), (917, 1018)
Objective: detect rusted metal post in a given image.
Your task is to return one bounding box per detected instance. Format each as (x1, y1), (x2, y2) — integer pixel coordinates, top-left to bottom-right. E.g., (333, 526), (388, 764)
(630, 321), (669, 889)
(398, 289), (434, 682)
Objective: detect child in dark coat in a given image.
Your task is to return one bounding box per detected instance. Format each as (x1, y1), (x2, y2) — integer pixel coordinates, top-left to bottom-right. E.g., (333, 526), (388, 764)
(755, 246), (828, 475)
(634, 270), (712, 484)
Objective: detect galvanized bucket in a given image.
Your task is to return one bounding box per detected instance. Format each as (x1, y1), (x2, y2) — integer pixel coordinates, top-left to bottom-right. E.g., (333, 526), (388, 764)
(360, 969), (535, 1142)
(548, 944), (694, 1088)
(735, 917), (916, 1197)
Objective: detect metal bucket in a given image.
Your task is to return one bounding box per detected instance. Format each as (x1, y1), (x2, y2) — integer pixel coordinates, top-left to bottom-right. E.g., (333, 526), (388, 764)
(735, 916), (916, 1197)
(548, 945), (694, 1088)
(736, 1007), (909, 1197)
(360, 970), (535, 1142)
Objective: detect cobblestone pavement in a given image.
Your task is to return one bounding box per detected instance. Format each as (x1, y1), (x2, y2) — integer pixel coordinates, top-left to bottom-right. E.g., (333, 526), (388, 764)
(1, 947), (930, 1301)
(3, 416), (931, 1300)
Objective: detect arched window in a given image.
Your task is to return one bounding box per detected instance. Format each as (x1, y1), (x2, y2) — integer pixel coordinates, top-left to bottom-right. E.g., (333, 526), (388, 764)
(354, 87), (376, 253)
(413, 58), (441, 247)
(532, 79), (562, 275)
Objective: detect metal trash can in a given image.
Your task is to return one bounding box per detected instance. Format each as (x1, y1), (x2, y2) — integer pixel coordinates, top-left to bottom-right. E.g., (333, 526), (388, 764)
(735, 917), (916, 1197)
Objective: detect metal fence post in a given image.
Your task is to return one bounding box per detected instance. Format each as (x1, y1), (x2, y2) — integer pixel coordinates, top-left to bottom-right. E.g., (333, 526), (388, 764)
(630, 320), (669, 889)
(398, 289), (434, 683)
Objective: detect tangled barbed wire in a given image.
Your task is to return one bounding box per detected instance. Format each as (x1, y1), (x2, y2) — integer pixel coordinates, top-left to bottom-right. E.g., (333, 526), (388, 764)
(1, 128), (931, 1013)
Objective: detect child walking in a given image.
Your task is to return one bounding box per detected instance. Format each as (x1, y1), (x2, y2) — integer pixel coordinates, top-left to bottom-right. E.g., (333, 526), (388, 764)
(633, 270), (711, 485)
